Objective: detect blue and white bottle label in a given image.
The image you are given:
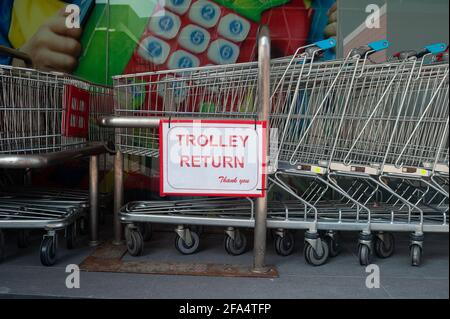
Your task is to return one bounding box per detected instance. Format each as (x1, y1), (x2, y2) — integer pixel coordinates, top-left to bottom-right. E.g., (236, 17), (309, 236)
(178, 24), (211, 53)
(165, 0), (192, 15)
(189, 0), (221, 28)
(207, 39), (240, 64)
(218, 13), (250, 43)
(138, 36), (171, 65)
(148, 11), (181, 40)
(168, 50), (200, 69)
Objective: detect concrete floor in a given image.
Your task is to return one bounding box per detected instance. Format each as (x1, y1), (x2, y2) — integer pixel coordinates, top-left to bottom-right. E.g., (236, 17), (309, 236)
(0, 228), (448, 299)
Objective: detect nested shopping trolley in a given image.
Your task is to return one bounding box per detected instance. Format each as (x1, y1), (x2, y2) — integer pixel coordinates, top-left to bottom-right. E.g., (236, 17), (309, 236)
(100, 36), (373, 252)
(0, 47), (114, 265)
(102, 34), (448, 266)
(268, 43), (449, 266)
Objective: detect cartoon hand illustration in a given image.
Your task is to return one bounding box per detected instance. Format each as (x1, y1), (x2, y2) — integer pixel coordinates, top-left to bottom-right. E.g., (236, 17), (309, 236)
(324, 2), (337, 38)
(13, 7), (82, 72)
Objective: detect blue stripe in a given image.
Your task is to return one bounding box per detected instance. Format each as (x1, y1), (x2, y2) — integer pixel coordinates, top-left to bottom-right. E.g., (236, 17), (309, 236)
(0, 0), (14, 64)
(308, 0), (336, 60)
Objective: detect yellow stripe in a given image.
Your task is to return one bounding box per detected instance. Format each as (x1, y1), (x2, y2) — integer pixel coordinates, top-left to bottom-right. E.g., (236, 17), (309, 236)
(313, 167), (323, 174)
(9, 0), (66, 48)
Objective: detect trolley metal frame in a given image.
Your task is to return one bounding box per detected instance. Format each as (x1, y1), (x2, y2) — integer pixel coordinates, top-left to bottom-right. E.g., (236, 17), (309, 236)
(0, 47), (114, 265)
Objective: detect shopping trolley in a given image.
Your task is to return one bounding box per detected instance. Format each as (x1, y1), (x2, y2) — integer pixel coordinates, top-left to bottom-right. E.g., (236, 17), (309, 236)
(271, 43), (449, 266)
(0, 186), (113, 236)
(101, 34), (390, 257)
(0, 47), (114, 265)
(102, 30), (447, 266)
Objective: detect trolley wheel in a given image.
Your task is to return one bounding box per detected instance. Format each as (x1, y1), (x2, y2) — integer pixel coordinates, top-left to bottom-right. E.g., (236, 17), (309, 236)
(374, 233), (395, 259)
(224, 231), (248, 256)
(410, 244), (423, 267)
(175, 231), (200, 255)
(17, 230), (31, 249)
(125, 228), (144, 257)
(270, 229), (277, 241)
(304, 240), (329, 266)
(138, 223), (153, 242)
(191, 225), (205, 236)
(358, 244), (373, 266)
(40, 236), (57, 267)
(0, 230), (5, 262)
(274, 232), (295, 256)
(325, 235), (341, 258)
(66, 224), (76, 250)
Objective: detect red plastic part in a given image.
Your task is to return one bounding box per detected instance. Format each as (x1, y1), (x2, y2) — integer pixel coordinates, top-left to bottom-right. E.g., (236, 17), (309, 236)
(62, 85), (90, 138)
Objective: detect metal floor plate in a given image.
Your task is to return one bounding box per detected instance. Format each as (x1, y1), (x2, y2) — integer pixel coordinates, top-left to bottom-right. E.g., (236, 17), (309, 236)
(79, 241), (278, 278)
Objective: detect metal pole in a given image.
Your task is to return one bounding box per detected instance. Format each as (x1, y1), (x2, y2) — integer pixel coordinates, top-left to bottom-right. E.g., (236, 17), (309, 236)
(253, 25), (271, 273)
(113, 150), (124, 245)
(89, 155), (100, 246)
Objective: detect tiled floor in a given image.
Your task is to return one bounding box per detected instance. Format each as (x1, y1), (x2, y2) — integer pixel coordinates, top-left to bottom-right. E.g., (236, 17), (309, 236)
(0, 228), (448, 299)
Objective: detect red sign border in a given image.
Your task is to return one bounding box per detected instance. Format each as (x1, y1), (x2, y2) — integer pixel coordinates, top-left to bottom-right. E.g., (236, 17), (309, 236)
(159, 119), (267, 198)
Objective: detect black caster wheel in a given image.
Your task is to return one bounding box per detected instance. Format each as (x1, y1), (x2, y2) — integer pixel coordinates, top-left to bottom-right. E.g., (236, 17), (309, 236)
(410, 244), (422, 267)
(66, 224), (77, 250)
(224, 231), (248, 256)
(191, 225), (205, 237)
(374, 233), (395, 259)
(274, 232), (295, 256)
(325, 234), (341, 258)
(0, 230), (5, 262)
(40, 236), (57, 267)
(175, 231), (200, 255)
(358, 244), (373, 266)
(125, 228), (144, 257)
(304, 240), (329, 266)
(138, 223), (153, 242)
(17, 230), (31, 249)
(270, 229), (277, 241)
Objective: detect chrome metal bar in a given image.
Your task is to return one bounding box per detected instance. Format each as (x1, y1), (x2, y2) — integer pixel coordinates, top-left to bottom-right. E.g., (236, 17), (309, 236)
(253, 25), (271, 273)
(99, 116), (162, 129)
(113, 150), (124, 245)
(0, 143), (107, 169)
(89, 155), (100, 246)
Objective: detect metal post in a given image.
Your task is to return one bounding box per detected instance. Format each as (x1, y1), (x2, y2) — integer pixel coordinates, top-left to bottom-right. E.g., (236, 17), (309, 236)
(253, 25), (271, 273)
(113, 150), (124, 245)
(89, 155), (100, 246)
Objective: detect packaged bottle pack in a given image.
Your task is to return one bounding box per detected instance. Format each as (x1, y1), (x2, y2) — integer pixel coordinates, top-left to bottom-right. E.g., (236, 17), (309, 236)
(75, 0), (313, 84)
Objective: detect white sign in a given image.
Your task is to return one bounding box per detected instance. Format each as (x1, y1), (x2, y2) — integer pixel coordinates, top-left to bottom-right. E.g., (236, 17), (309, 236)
(160, 120), (266, 197)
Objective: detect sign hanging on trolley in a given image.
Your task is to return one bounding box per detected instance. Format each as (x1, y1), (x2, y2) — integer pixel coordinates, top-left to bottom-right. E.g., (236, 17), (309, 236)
(160, 119), (267, 197)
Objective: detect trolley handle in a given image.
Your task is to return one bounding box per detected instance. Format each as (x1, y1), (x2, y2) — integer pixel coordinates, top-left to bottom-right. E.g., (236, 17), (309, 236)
(417, 43), (447, 59)
(352, 40), (389, 58)
(394, 43), (447, 60)
(0, 45), (33, 68)
(304, 38), (337, 57)
(393, 50), (418, 61)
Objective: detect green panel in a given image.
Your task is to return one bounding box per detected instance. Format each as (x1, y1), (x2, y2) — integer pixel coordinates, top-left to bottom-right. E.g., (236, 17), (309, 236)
(75, 1), (157, 85)
(107, 4), (154, 82)
(212, 0), (290, 22)
(74, 4), (108, 84)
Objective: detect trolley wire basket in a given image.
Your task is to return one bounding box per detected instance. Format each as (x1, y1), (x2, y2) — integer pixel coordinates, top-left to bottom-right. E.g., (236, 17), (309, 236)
(0, 47), (114, 266)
